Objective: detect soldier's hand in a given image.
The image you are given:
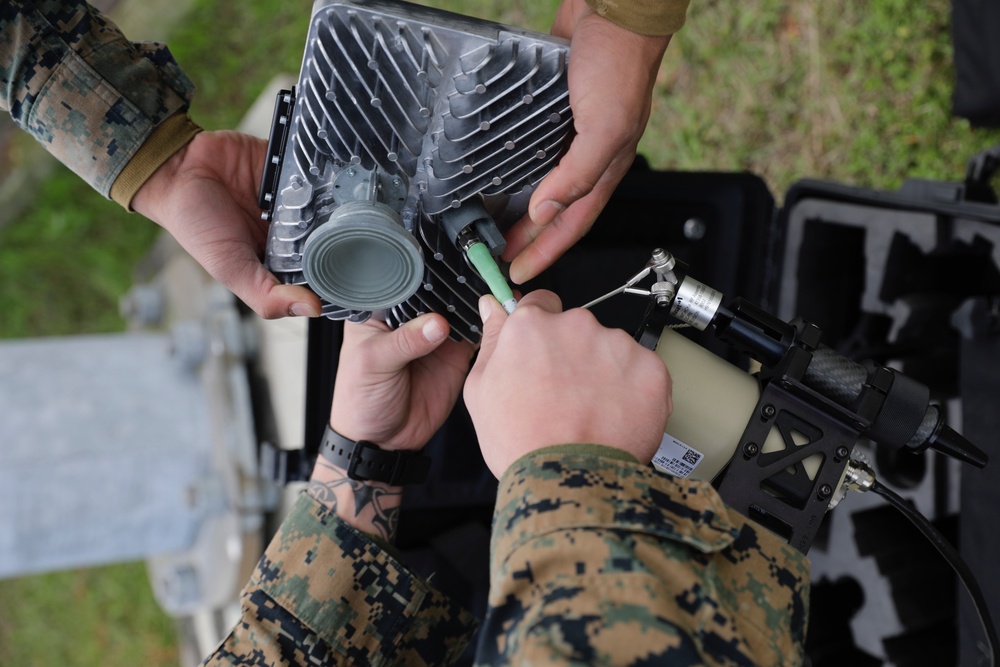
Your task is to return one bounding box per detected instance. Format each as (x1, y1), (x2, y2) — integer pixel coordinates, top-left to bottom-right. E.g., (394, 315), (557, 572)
(502, 0), (672, 284)
(308, 314), (472, 543)
(331, 314), (474, 452)
(464, 290), (672, 479)
(132, 130), (323, 320)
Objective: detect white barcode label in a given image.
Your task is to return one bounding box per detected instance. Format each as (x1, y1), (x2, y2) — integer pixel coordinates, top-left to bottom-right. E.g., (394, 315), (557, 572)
(651, 434), (704, 478)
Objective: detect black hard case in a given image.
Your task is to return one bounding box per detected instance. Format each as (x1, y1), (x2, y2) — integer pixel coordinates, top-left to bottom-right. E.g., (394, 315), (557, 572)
(304, 153), (1000, 666)
(763, 168), (1000, 667)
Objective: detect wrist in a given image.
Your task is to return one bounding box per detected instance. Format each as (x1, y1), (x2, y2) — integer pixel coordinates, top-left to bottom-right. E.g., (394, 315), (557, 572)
(308, 457), (403, 544)
(320, 425), (432, 485)
(130, 142), (187, 224)
(590, 13), (672, 70)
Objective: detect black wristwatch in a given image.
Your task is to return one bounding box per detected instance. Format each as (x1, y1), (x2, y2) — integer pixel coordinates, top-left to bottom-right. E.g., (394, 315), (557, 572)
(317, 425), (431, 485)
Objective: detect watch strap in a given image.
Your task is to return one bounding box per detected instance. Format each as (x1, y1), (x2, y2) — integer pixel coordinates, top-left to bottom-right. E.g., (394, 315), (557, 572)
(318, 425), (431, 485)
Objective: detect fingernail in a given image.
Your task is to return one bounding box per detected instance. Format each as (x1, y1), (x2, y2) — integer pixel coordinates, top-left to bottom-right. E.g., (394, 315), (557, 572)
(478, 295), (492, 324)
(422, 318), (447, 343)
(290, 302), (319, 317)
(508, 260), (526, 285)
(531, 200), (565, 225)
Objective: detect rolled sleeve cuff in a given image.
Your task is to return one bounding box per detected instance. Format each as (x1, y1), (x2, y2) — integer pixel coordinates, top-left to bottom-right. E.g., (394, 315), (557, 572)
(109, 112), (202, 209)
(584, 0), (690, 36)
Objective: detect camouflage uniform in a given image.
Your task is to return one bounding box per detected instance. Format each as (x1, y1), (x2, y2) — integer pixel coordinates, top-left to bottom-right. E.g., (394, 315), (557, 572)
(0, 0), (198, 202)
(204, 445), (809, 666)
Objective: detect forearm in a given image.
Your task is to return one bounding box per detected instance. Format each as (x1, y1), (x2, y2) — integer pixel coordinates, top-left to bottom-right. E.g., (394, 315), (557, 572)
(0, 0), (195, 197)
(477, 446), (810, 666)
(307, 456), (403, 547)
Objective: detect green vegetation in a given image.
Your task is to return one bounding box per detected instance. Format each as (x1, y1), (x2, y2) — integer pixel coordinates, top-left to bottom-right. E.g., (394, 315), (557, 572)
(0, 174), (157, 337)
(646, 0), (1000, 199)
(0, 563), (178, 667)
(1, 0), (997, 665)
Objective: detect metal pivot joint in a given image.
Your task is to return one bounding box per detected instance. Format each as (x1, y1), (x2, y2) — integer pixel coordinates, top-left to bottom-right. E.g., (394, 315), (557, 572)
(581, 248), (681, 310)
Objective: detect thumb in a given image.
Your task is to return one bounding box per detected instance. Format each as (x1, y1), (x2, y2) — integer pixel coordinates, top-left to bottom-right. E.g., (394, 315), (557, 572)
(263, 282), (323, 319)
(229, 263), (322, 320)
(371, 312), (451, 370)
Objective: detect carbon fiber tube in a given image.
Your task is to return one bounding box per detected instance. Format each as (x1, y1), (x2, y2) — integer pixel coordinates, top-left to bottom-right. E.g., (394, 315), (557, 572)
(686, 280), (987, 468)
(802, 345), (868, 406)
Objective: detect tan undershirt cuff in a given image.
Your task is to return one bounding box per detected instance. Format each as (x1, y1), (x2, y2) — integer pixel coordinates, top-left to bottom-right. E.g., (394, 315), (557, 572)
(109, 113), (204, 210)
(585, 0), (690, 36)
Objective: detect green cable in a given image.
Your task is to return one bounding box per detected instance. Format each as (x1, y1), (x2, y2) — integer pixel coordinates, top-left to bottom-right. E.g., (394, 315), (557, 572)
(466, 242), (517, 313)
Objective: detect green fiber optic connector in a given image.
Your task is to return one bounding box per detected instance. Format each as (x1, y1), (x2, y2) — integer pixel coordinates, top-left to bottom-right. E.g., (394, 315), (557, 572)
(466, 242), (517, 314)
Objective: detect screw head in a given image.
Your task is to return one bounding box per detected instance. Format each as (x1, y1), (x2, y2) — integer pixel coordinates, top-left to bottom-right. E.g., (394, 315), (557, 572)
(818, 484), (833, 499)
(743, 442), (759, 458)
(683, 218), (707, 241)
(835, 446), (850, 460)
(761, 404), (777, 419)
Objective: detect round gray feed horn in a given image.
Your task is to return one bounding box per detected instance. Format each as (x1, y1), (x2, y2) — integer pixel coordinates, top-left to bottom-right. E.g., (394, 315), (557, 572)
(302, 201), (424, 311)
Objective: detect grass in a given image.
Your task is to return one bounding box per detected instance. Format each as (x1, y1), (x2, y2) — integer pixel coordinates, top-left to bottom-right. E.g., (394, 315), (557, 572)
(645, 0), (1000, 199)
(0, 563), (178, 667)
(1, 0), (996, 665)
(0, 174), (158, 337)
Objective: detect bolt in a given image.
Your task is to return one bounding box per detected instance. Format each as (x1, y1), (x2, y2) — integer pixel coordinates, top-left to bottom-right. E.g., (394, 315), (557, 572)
(683, 218), (707, 241)
(835, 446), (850, 461)
(818, 484), (833, 499)
(761, 404), (777, 419)
(650, 282), (675, 306)
(743, 442), (759, 458)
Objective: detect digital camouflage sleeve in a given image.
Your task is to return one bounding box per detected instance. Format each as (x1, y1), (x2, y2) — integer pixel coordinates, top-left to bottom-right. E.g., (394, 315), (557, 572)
(477, 446), (810, 666)
(203, 491), (480, 667)
(0, 0), (196, 197)
(205, 445), (809, 666)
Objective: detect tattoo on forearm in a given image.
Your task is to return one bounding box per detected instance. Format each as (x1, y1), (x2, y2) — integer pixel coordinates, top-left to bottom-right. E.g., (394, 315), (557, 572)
(308, 459), (402, 542)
